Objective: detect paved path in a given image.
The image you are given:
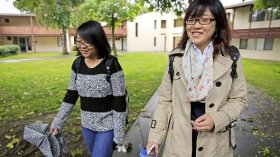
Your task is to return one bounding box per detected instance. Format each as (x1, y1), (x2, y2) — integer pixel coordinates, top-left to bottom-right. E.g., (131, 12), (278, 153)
(0, 55), (75, 63)
(113, 84), (280, 157)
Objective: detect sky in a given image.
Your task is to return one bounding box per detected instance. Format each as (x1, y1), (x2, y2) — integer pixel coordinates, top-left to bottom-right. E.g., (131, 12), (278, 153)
(0, 0), (249, 14)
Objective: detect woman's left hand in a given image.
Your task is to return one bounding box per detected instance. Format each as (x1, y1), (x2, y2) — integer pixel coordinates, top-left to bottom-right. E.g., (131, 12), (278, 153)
(191, 113), (215, 132)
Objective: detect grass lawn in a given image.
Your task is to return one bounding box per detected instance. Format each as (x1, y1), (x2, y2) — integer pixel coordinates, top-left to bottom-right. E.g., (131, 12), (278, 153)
(242, 59), (280, 101)
(0, 52), (167, 155)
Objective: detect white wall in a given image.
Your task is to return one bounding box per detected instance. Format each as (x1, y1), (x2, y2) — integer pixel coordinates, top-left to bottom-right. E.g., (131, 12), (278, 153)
(127, 12), (184, 52)
(34, 36), (62, 52)
(233, 6), (251, 29)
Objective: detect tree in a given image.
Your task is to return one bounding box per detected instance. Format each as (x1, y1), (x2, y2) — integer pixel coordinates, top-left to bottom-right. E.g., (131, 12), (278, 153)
(76, 0), (141, 56)
(14, 0), (83, 54)
(254, 0), (280, 10)
(144, 0), (193, 16)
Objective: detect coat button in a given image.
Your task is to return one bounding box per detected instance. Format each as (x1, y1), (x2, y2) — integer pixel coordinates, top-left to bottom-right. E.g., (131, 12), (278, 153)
(176, 72), (180, 76)
(215, 81), (222, 87)
(209, 103), (214, 108)
(198, 147), (203, 151)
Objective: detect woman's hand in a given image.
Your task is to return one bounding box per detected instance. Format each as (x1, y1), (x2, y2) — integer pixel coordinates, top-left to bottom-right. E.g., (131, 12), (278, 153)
(146, 142), (159, 155)
(49, 127), (59, 136)
(191, 113), (215, 132)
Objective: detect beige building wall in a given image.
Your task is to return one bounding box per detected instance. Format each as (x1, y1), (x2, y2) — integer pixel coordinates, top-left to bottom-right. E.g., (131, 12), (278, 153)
(0, 16), (31, 26)
(35, 36), (62, 52)
(127, 12), (183, 52)
(233, 6), (251, 29)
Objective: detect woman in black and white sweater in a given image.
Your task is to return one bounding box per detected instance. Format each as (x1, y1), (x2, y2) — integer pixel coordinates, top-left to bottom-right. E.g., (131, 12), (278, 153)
(50, 20), (127, 157)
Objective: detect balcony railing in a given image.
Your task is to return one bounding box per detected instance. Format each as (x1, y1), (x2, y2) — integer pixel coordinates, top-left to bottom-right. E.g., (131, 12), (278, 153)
(0, 25), (127, 37)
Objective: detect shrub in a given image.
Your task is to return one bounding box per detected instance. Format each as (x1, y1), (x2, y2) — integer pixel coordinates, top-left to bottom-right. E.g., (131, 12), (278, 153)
(0, 45), (20, 57)
(6, 45), (20, 54)
(0, 46), (10, 57)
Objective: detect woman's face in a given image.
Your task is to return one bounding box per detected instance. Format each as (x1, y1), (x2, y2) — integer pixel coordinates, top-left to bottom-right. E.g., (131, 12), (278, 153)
(76, 34), (97, 58)
(186, 8), (216, 52)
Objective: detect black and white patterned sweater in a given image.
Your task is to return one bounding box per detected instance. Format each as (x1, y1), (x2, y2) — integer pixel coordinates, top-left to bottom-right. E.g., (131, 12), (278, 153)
(51, 56), (127, 144)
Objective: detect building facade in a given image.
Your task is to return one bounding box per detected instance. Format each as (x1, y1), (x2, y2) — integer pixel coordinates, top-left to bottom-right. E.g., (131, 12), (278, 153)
(225, 1), (280, 59)
(126, 12), (184, 52)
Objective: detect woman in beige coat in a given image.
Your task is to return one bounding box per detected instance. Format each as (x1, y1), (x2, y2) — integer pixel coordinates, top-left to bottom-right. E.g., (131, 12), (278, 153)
(146, 0), (247, 157)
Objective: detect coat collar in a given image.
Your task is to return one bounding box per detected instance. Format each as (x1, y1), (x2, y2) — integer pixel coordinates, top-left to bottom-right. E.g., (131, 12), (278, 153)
(213, 54), (232, 81)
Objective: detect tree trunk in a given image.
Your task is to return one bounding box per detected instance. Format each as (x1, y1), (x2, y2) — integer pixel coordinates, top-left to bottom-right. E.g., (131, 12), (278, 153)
(112, 14), (117, 56)
(62, 27), (69, 55)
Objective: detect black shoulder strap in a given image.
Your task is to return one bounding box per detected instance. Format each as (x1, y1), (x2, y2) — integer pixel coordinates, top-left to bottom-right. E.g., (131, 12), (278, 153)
(168, 53), (183, 83)
(74, 56), (82, 80)
(230, 46), (240, 79)
(105, 55), (115, 82)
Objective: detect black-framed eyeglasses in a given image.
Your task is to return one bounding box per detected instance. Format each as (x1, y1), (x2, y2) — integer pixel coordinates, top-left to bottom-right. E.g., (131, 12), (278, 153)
(186, 18), (215, 25)
(75, 40), (92, 48)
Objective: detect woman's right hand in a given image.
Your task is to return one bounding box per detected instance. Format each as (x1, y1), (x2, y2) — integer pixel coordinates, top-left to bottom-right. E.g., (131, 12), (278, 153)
(146, 142), (159, 155)
(49, 127), (59, 136)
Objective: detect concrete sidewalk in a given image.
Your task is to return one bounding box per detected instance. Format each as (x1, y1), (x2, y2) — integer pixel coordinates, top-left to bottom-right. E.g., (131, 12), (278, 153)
(113, 90), (158, 157)
(113, 84), (280, 157)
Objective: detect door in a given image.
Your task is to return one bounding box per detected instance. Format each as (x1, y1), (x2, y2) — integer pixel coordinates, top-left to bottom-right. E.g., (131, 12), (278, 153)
(19, 37), (27, 52)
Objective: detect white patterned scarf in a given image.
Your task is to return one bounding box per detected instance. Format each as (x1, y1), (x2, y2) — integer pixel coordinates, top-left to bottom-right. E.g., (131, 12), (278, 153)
(182, 40), (214, 102)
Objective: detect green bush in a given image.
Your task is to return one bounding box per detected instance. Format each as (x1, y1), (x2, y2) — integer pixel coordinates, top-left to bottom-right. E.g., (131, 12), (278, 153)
(0, 46), (10, 57)
(0, 45), (20, 57)
(6, 45), (20, 54)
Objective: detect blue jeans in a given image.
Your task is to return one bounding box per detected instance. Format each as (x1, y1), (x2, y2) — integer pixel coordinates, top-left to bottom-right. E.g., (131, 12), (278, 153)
(82, 127), (114, 157)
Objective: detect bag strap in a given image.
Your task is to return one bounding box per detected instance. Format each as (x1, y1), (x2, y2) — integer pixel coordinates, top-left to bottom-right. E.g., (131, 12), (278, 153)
(74, 56), (82, 80)
(230, 46), (240, 79)
(105, 55), (115, 82)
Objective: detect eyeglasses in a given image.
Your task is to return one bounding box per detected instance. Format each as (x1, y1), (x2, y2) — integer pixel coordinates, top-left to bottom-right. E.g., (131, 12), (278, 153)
(186, 18), (215, 25)
(76, 40), (92, 48)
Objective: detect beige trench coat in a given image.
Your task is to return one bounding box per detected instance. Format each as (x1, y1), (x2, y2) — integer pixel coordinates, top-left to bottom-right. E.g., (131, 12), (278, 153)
(148, 48), (247, 157)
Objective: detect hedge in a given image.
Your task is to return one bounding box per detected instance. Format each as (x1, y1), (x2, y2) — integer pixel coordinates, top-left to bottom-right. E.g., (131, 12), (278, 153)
(0, 45), (20, 57)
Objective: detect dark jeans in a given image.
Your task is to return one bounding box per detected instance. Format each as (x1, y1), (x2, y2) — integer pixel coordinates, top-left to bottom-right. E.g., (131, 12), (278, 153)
(190, 102), (205, 157)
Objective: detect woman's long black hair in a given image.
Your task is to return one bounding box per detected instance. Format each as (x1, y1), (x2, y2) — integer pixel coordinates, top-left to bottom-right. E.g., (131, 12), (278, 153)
(76, 20), (111, 58)
(177, 0), (231, 57)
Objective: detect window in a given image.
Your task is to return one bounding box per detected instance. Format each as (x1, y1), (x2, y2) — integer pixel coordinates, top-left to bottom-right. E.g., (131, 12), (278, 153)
(7, 36), (11, 40)
(239, 39), (247, 49)
(154, 20), (157, 29)
(4, 18), (10, 23)
(161, 20), (166, 28)
(154, 37), (156, 46)
(272, 8), (280, 20)
(173, 36), (181, 49)
(13, 37), (18, 44)
(135, 23), (138, 37)
(264, 38), (273, 50)
(247, 39), (256, 50)
(174, 19), (184, 27)
(251, 10), (266, 21)
(256, 38), (265, 50)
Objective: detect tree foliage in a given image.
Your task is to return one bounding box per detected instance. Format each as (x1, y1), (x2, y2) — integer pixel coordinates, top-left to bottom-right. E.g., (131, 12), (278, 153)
(254, 0), (280, 10)
(13, 0), (83, 54)
(144, 0), (193, 16)
(75, 0), (142, 56)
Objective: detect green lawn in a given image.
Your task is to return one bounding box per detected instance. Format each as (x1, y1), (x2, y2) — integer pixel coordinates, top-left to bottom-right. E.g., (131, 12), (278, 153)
(242, 59), (280, 101)
(0, 53), (168, 126)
